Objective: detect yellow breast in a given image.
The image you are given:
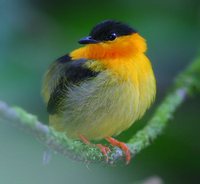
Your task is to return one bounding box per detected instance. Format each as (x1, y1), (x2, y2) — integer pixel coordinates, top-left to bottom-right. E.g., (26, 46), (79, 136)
(70, 33), (156, 120)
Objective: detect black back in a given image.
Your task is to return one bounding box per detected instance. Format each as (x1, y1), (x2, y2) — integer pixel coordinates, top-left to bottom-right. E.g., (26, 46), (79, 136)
(47, 55), (99, 114)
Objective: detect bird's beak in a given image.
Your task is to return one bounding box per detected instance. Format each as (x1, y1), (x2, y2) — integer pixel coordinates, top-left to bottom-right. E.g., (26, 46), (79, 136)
(78, 36), (99, 44)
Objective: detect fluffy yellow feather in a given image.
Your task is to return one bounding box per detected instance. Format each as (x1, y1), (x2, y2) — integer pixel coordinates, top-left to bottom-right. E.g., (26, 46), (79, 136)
(47, 33), (156, 140)
(42, 20), (156, 163)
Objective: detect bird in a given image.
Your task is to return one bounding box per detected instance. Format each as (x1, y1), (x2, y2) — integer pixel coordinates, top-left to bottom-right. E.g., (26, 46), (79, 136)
(42, 20), (156, 164)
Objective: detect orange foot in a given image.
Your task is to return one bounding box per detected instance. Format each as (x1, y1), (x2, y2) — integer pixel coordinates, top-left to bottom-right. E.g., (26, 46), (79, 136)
(79, 135), (111, 162)
(96, 144), (111, 162)
(106, 137), (131, 164)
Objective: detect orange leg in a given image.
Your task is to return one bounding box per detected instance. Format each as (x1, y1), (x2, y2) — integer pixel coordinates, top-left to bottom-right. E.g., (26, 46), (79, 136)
(106, 137), (131, 164)
(79, 135), (111, 162)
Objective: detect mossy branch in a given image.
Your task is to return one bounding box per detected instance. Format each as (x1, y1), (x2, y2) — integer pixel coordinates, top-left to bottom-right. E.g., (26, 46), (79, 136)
(0, 56), (200, 165)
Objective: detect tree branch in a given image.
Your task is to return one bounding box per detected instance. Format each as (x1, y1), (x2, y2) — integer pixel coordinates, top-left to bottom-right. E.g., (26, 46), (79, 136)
(0, 56), (200, 165)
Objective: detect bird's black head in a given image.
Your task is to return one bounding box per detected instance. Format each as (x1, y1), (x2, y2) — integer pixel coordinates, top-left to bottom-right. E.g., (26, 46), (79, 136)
(79, 20), (137, 44)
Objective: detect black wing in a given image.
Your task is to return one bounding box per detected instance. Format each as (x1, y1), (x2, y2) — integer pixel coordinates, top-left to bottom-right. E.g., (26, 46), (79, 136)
(47, 54), (99, 115)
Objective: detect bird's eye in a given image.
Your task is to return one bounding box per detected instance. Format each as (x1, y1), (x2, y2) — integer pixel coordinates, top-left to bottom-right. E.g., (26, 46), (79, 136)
(107, 33), (117, 41)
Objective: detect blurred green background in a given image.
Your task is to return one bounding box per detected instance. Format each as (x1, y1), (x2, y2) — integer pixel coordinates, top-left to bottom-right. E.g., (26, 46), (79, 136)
(0, 0), (200, 183)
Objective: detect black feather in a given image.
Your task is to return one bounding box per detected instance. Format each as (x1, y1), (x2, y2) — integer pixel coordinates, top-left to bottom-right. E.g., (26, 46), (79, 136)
(47, 77), (67, 114)
(57, 54), (72, 63)
(47, 57), (99, 114)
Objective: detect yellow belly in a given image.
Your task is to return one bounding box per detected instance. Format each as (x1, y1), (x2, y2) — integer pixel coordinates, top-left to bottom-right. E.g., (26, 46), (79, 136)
(50, 58), (156, 140)
(50, 77), (137, 140)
